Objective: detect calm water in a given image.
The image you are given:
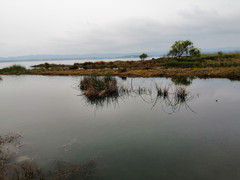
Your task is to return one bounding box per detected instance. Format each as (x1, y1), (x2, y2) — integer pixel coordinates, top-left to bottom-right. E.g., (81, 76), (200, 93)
(0, 57), (140, 69)
(1, 75), (240, 180)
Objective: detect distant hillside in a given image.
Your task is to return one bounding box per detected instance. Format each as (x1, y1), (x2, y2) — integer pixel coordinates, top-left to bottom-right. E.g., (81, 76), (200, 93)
(0, 53), (140, 63)
(201, 47), (240, 54)
(0, 47), (239, 63)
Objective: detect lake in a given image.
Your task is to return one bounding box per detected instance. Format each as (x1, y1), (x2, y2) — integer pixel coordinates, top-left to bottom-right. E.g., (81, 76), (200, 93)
(0, 75), (240, 180)
(0, 57), (141, 69)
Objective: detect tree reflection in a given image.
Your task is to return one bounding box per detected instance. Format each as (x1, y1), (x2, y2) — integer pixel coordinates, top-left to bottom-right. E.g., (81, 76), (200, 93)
(171, 77), (195, 86)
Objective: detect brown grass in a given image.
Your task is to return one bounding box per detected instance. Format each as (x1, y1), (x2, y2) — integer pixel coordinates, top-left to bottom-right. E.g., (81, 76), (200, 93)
(175, 86), (188, 101)
(80, 75), (118, 98)
(1, 66), (240, 80)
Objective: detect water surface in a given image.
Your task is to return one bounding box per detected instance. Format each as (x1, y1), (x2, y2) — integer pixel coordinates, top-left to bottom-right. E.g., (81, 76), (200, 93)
(0, 75), (240, 180)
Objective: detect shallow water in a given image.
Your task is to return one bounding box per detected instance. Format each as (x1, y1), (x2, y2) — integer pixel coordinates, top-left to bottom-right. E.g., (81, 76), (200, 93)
(1, 75), (240, 180)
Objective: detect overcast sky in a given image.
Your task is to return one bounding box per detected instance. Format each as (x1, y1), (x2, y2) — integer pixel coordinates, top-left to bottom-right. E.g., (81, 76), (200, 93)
(0, 0), (240, 57)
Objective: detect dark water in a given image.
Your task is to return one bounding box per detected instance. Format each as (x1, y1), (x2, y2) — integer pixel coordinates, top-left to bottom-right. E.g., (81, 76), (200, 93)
(1, 75), (240, 180)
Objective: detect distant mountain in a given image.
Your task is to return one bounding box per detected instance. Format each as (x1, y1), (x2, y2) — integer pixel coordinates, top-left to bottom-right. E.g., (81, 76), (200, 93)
(0, 53), (140, 63)
(0, 47), (239, 63)
(201, 47), (240, 54)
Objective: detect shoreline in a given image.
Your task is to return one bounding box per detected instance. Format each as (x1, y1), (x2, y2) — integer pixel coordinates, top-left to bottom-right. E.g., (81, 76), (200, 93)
(1, 66), (240, 80)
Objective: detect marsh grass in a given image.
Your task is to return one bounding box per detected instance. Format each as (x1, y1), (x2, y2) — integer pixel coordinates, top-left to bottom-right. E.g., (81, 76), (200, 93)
(155, 84), (169, 98)
(152, 83), (195, 113)
(80, 75), (132, 108)
(0, 65), (27, 74)
(80, 74), (119, 98)
(155, 85), (163, 96)
(30, 53), (240, 74)
(175, 86), (188, 102)
(5, 52), (238, 79)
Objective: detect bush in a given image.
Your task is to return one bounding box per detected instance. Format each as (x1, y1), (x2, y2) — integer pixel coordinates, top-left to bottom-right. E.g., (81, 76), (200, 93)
(167, 40), (201, 59)
(0, 65), (26, 73)
(69, 63), (79, 69)
(139, 53), (148, 61)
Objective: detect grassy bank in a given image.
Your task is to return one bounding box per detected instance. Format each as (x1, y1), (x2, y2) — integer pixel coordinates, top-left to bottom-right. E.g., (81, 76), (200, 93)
(0, 65), (27, 74)
(1, 53), (240, 80)
(1, 66), (239, 80)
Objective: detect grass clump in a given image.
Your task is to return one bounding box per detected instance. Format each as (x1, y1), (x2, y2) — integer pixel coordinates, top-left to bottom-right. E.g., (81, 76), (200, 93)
(0, 65), (27, 74)
(80, 74), (118, 98)
(175, 86), (188, 102)
(155, 84), (169, 98)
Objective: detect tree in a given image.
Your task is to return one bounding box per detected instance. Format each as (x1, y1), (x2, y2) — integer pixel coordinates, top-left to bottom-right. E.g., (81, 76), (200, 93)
(139, 53), (148, 61)
(167, 40), (201, 59)
(189, 48), (201, 57)
(218, 51), (223, 57)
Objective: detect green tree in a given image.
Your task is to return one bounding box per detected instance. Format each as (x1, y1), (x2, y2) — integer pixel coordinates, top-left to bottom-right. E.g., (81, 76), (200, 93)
(167, 40), (201, 59)
(218, 51), (223, 57)
(189, 48), (201, 57)
(139, 53), (148, 61)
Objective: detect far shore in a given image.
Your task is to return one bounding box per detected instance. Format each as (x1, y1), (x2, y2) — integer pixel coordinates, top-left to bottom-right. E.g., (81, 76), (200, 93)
(0, 53), (240, 80)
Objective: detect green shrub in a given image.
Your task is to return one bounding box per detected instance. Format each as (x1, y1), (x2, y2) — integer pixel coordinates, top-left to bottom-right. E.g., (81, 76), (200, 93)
(167, 40), (201, 59)
(218, 51), (223, 57)
(139, 53), (148, 61)
(0, 65), (26, 73)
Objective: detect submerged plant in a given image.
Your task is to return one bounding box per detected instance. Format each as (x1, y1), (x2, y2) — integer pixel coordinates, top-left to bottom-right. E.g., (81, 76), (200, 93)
(155, 84), (169, 98)
(0, 132), (97, 180)
(152, 83), (195, 114)
(175, 86), (188, 102)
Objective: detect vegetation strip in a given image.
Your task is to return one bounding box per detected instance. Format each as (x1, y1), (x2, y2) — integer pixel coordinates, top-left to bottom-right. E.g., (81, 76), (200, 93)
(0, 52), (240, 80)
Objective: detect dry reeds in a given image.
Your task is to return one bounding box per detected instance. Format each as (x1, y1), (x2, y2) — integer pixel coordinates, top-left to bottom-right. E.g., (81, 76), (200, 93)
(155, 84), (169, 98)
(80, 74), (118, 98)
(175, 86), (188, 102)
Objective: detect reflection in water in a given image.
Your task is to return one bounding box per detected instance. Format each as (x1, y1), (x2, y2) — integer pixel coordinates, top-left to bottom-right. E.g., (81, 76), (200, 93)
(80, 78), (196, 113)
(152, 86), (195, 114)
(81, 86), (132, 109)
(1, 76), (240, 180)
(82, 93), (120, 108)
(171, 77), (195, 86)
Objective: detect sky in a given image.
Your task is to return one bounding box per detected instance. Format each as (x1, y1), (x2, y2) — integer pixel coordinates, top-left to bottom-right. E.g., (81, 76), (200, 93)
(0, 0), (240, 57)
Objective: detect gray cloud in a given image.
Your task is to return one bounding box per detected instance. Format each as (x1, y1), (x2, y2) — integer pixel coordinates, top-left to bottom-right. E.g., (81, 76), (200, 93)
(47, 12), (240, 55)
(0, 0), (240, 56)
